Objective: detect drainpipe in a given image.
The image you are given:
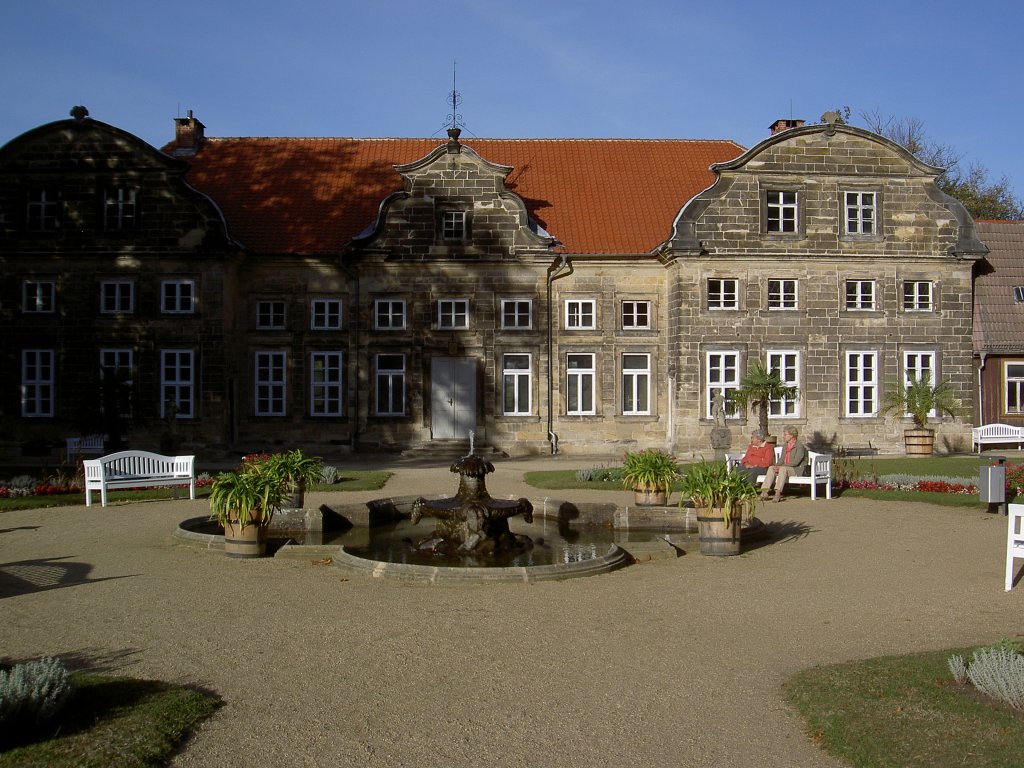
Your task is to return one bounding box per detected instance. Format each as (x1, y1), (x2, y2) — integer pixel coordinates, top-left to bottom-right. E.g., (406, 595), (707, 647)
(341, 261), (361, 450)
(978, 351), (987, 426)
(546, 253), (572, 454)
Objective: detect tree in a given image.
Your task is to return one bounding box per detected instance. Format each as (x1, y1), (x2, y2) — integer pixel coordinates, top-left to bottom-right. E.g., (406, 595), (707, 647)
(860, 109), (1023, 221)
(732, 362), (799, 438)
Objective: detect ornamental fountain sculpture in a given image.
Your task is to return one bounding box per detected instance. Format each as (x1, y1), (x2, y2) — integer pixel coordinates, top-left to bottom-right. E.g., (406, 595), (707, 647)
(410, 434), (534, 557)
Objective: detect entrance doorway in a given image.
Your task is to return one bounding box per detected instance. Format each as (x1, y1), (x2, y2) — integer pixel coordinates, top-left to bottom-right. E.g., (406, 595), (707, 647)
(431, 357), (476, 440)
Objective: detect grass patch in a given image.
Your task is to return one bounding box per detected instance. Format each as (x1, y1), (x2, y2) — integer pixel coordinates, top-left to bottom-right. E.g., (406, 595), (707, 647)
(312, 470), (391, 493)
(0, 672), (219, 767)
(785, 649), (1024, 767)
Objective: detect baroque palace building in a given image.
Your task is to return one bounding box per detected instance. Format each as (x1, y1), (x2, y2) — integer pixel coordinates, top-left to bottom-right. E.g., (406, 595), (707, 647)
(0, 108), (991, 459)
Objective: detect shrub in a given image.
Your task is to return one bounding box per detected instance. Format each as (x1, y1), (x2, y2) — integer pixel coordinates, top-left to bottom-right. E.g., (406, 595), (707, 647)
(320, 465), (339, 485)
(0, 657), (75, 731)
(966, 647), (1024, 709)
(948, 654), (968, 684)
(9, 474), (36, 490)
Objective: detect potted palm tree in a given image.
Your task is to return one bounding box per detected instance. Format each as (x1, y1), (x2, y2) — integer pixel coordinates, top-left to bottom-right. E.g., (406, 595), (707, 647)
(677, 459), (760, 556)
(209, 457), (289, 558)
(621, 449), (680, 506)
(732, 362), (799, 443)
(260, 449), (323, 509)
(881, 373), (965, 456)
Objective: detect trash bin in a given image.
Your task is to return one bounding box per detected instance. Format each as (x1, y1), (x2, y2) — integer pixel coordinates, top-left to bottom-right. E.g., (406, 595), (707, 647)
(980, 456), (1007, 514)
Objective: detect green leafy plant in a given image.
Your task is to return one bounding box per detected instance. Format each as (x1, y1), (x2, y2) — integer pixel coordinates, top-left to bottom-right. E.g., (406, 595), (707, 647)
(209, 458), (289, 529)
(881, 373), (965, 429)
(677, 459), (760, 526)
(620, 449), (680, 492)
(0, 657), (75, 732)
(256, 449), (323, 492)
(732, 361), (799, 437)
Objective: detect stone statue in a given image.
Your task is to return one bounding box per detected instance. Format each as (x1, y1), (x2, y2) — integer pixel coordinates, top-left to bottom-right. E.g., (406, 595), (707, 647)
(712, 391), (726, 428)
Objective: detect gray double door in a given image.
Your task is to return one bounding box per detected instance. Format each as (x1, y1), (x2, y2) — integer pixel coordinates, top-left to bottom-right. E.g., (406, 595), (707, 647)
(430, 357), (476, 440)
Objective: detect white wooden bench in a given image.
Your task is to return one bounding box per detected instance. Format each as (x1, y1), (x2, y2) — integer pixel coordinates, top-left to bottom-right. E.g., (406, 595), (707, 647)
(726, 447), (833, 500)
(66, 434), (105, 463)
(972, 423), (1024, 453)
(83, 450), (195, 507)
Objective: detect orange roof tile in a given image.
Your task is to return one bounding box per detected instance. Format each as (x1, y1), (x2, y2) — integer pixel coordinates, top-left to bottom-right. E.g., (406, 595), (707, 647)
(180, 137), (744, 255)
(975, 220), (1024, 353)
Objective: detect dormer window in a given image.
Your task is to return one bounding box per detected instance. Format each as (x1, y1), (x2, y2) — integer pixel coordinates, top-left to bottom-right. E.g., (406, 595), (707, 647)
(1014, 286), (1024, 304)
(27, 190), (58, 231)
(104, 188), (137, 231)
(441, 210), (466, 241)
(765, 191), (798, 233)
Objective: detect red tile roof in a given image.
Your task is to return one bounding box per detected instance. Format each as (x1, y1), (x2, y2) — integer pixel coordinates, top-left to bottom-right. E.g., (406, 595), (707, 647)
(179, 137), (744, 255)
(975, 220), (1024, 353)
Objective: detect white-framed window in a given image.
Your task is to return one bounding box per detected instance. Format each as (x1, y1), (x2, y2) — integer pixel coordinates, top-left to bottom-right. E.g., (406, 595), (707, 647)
(23, 280), (55, 313)
(374, 299), (406, 330)
(1006, 362), (1024, 415)
(767, 279), (798, 310)
(100, 348), (134, 418)
(621, 300), (651, 329)
(255, 351), (287, 416)
(903, 351), (937, 418)
(707, 279), (739, 310)
(903, 281), (933, 312)
(442, 210), (466, 241)
(501, 300), (532, 329)
(502, 353), (531, 415)
(706, 351), (740, 418)
(766, 190), (798, 233)
(621, 353), (651, 415)
(104, 188), (137, 231)
(100, 280), (134, 314)
(161, 279), (195, 314)
(160, 349), (193, 418)
(21, 349), (54, 417)
(376, 354), (405, 416)
(766, 350), (801, 418)
(438, 299), (470, 329)
(310, 351), (344, 417)
(311, 299), (343, 330)
(565, 299), (596, 330)
(845, 351), (878, 417)
(566, 353), (596, 415)
(27, 190), (57, 231)
(845, 280), (876, 310)
(844, 191), (876, 235)
(257, 300), (286, 329)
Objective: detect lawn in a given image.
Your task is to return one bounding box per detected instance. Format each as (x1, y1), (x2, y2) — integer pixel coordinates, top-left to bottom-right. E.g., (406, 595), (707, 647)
(785, 648), (1024, 767)
(0, 672), (219, 767)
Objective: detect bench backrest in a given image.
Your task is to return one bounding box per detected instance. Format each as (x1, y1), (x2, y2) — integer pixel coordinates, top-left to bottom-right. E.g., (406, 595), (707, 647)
(84, 451), (194, 480)
(974, 424), (1024, 437)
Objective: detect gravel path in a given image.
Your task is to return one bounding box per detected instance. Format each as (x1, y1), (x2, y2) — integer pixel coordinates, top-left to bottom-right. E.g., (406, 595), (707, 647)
(1, 456), (1019, 767)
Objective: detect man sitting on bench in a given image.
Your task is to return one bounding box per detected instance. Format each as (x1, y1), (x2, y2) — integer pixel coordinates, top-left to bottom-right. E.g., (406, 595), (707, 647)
(759, 425), (807, 503)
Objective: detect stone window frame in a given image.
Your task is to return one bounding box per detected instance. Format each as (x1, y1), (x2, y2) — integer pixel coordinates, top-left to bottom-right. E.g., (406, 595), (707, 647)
(707, 278), (740, 311)
(26, 189), (58, 231)
(310, 350), (344, 417)
(500, 299), (533, 330)
(761, 186), (804, 238)
(840, 188), (884, 242)
(437, 298), (470, 330)
(1004, 360), (1024, 415)
(100, 279), (135, 314)
(564, 299), (597, 330)
(844, 349), (879, 418)
(621, 351), (652, 416)
(310, 298), (343, 330)
(844, 279), (877, 312)
(706, 349), (741, 419)
(902, 349), (938, 419)
(565, 352), (597, 416)
(22, 280), (55, 313)
(103, 187), (138, 231)
(621, 299), (653, 330)
(21, 349), (54, 418)
(161, 279), (196, 314)
(901, 279), (935, 313)
(254, 350), (287, 417)
(766, 278), (798, 311)
(375, 353), (406, 416)
(160, 348), (194, 419)
(374, 298), (407, 331)
(501, 352), (532, 416)
(99, 348), (134, 418)
(256, 300), (287, 330)
(766, 349), (801, 418)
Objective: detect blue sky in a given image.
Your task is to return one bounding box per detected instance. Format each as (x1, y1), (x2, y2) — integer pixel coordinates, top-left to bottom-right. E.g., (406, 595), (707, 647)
(3, 0), (1021, 200)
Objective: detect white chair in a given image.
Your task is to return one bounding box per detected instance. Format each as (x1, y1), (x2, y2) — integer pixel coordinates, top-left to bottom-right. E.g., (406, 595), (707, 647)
(1006, 504), (1024, 591)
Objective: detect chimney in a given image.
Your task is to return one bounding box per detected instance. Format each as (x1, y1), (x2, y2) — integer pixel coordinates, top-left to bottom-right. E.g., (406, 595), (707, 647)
(769, 118), (805, 135)
(173, 110), (205, 156)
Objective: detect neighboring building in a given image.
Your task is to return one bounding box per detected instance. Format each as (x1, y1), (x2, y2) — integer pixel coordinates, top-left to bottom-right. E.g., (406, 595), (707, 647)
(0, 108), (988, 460)
(973, 220), (1024, 428)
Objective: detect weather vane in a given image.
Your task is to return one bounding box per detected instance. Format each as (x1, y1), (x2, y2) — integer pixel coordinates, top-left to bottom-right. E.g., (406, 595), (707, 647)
(446, 60), (464, 131)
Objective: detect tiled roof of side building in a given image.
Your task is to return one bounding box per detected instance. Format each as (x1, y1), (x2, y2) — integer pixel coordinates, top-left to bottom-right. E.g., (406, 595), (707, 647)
(178, 137), (745, 255)
(974, 220), (1024, 353)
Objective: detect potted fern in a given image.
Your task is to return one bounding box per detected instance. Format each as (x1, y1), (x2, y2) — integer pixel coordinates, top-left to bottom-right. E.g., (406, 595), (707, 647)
(621, 449), (680, 506)
(732, 361), (799, 442)
(209, 456), (289, 558)
(677, 459), (760, 556)
(264, 449), (323, 508)
(881, 373), (965, 456)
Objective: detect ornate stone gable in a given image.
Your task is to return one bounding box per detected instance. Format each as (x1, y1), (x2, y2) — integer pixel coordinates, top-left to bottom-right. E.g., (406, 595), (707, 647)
(351, 133), (555, 260)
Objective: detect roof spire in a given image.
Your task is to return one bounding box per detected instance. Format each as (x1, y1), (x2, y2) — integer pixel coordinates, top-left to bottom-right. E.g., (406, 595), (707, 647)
(445, 60), (463, 151)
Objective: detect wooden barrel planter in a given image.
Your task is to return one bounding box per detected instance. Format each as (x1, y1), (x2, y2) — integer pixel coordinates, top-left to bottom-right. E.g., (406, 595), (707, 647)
(696, 507), (742, 556)
(222, 520), (268, 558)
(632, 487), (668, 506)
(904, 428), (936, 456)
